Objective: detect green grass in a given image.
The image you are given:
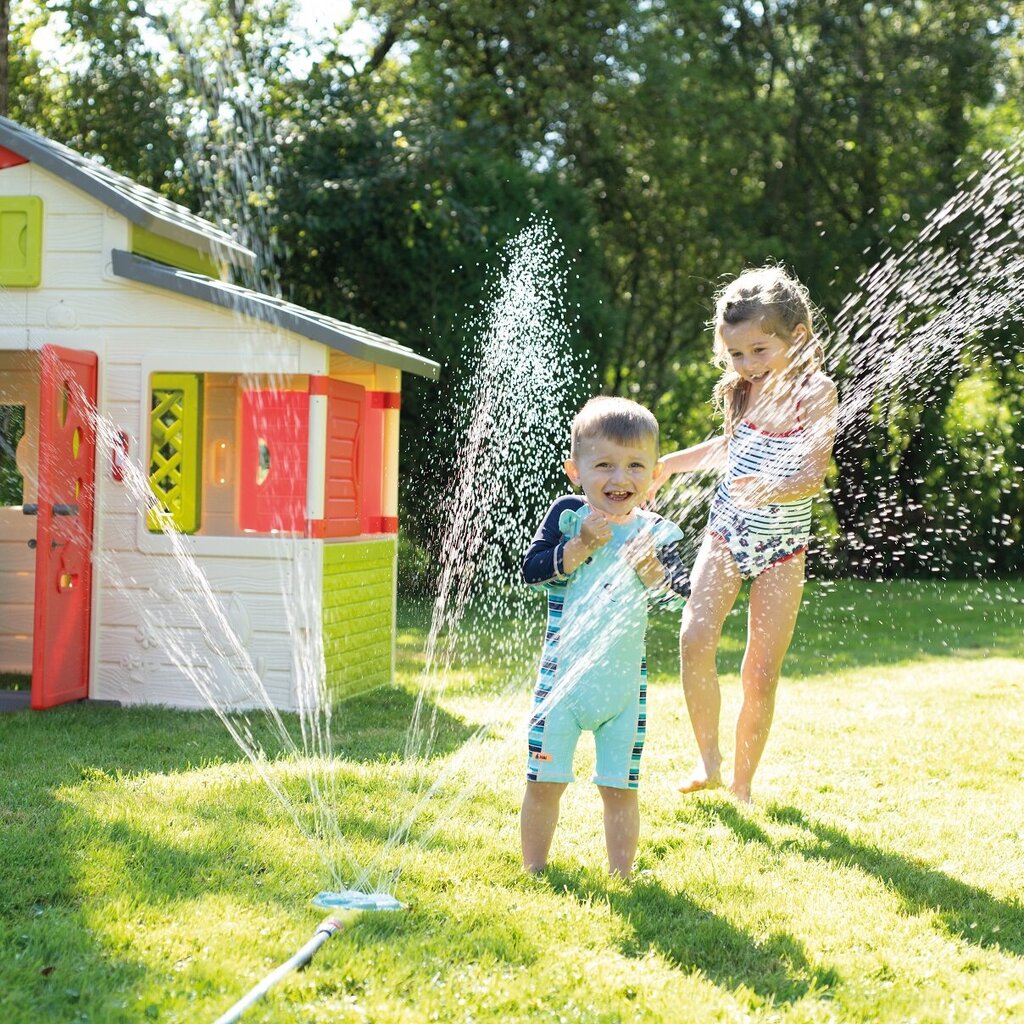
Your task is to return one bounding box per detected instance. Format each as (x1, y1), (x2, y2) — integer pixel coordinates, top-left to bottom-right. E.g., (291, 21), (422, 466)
(2, 579), (1023, 1023)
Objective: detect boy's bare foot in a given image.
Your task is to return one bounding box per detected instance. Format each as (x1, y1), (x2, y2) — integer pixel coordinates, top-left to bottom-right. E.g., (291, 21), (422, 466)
(677, 766), (723, 794)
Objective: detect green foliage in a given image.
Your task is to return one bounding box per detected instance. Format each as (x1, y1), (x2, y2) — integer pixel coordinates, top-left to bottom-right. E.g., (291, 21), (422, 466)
(16, 1), (183, 194)
(3, 0), (1022, 575)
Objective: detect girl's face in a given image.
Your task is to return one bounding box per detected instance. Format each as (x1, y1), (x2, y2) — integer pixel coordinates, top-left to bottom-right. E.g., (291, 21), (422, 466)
(719, 319), (806, 385)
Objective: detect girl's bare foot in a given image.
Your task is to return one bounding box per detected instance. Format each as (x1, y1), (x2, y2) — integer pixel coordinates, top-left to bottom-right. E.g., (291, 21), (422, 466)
(677, 764), (723, 794)
(729, 784), (753, 804)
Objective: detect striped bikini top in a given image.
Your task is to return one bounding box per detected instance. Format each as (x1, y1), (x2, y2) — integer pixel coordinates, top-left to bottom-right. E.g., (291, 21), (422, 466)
(715, 414), (814, 536)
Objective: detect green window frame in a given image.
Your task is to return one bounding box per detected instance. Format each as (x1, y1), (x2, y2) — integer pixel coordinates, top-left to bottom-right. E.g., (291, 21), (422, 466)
(148, 373), (203, 533)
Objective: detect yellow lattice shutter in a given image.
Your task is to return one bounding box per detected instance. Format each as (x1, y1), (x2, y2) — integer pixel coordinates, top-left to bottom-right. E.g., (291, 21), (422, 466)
(148, 373), (203, 533)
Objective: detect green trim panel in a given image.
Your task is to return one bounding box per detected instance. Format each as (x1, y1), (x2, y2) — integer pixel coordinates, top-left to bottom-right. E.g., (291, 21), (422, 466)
(323, 538), (395, 700)
(148, 373), (203, 533)
(0, 196), (43, 286)
(132, 224), (221, 279)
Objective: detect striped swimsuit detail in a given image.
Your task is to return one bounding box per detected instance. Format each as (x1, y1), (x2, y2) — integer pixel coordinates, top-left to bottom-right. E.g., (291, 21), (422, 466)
(707, 416), (813, 578)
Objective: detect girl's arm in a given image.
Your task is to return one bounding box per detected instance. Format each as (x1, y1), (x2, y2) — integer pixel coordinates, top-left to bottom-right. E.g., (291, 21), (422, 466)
(660, 436), (728, 477)
(732, 377), (839, 507)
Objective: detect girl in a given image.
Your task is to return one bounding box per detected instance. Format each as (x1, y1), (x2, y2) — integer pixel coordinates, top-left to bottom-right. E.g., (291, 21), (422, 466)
(660, 266), (838, 803)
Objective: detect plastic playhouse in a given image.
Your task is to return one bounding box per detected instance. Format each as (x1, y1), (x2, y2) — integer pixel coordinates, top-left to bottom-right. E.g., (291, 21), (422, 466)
(0, 116), (439, 712)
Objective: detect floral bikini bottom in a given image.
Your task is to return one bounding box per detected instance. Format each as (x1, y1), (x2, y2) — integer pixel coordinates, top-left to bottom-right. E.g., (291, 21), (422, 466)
(706, 495), (808, 579)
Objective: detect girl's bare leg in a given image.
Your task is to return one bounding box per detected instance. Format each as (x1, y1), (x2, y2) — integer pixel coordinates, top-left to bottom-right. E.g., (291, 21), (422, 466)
(732, 552), (805, 803)
(678, 534), (742, 792)
(520, 780), (568, 872)
(598, 785), (639, 877)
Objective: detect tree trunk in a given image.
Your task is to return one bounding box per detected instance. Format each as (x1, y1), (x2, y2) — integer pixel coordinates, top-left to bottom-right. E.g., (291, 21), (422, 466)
(0, 0), (10, 118)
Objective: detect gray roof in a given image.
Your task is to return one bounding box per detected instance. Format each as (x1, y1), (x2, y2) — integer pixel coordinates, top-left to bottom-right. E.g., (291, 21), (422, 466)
(0, 115), (255, 268)
(112, 250), (440, 381)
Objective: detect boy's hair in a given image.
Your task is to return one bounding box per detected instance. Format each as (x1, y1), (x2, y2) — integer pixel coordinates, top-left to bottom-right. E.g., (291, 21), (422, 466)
(570, 396), (659, 458)
(710, 265), (825, 435)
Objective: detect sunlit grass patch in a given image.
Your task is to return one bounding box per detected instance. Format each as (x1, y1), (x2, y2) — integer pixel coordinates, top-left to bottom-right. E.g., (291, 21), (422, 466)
(1, 580), (1022, 1022)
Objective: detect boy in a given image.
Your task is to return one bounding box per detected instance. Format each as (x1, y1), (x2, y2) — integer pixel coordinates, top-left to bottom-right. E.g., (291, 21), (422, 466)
(520, 396), (689, 877)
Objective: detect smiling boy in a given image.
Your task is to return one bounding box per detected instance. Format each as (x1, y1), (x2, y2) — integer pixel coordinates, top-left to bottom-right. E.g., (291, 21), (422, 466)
(520, 397), (689, 877)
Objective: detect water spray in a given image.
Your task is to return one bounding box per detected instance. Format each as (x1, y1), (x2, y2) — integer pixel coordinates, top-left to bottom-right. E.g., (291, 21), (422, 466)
(211, 891), (404, 1024)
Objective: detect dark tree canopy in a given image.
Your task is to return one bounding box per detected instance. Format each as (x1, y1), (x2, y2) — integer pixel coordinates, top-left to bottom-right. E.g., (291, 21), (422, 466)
(5, 0), (1022, 576)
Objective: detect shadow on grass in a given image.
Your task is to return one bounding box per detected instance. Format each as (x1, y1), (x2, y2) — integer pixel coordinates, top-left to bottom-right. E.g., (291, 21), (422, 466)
(337, 684), (478, 762)
(642, 579), (1024, 682)
(0, 694), (478, 916)
(545, 866), (839, 1006)
(2, 751), (536, 1017)
(0, 685), (475, 784)
(710, 802), (1024, 955)
(0, 785), (246, 1022)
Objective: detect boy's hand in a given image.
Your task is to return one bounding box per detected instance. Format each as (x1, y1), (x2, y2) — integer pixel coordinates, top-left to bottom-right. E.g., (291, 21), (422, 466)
(622, 532), (665, 587)
(579, 510), (612, 552)
(729, 474), (773, 510)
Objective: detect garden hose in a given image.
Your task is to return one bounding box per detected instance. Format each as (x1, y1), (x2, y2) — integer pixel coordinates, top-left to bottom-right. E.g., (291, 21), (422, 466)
(211, 891), (403, 1024)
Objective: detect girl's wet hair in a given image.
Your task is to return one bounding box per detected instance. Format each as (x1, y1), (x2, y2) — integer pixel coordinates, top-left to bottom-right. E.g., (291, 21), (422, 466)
(570, 396), (659, 458)
(710, 265), (824, 434)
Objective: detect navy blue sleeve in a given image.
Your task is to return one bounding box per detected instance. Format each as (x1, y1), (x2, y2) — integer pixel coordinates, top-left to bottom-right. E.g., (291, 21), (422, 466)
(654, 539), (691, 603)
(522, 495), (586, 585)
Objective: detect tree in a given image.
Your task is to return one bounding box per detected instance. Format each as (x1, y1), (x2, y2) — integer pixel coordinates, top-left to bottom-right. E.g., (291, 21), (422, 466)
(1, 0), (9, 117)
(8, 0), (1022, 574)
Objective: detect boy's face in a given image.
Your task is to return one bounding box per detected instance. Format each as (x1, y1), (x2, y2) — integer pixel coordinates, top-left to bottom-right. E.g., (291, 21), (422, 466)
(564, 434), (664, 522)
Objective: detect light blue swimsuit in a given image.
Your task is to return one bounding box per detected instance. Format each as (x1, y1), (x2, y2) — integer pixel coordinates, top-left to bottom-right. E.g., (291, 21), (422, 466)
(523, 500), (686, 790)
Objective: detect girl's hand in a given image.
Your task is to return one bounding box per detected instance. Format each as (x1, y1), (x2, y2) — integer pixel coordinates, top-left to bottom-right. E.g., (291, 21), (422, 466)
(579, 510), (612, 552)
(729, 474), (773, 510)
(643, 476), (668, 509)
(622, 533), (665, 587)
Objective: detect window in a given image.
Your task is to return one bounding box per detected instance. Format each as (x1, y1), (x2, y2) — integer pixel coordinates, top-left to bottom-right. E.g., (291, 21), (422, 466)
(0, 404), (25, 506)
(148, 373), (203, 533)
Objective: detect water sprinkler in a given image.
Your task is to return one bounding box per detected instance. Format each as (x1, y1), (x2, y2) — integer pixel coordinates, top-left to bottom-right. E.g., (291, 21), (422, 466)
(211, 890), (404, 1024)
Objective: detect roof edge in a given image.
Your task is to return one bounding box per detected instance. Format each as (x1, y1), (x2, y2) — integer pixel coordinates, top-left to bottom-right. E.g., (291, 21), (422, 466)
(111, 250), (441, 382)
(0, 116), (256, 269)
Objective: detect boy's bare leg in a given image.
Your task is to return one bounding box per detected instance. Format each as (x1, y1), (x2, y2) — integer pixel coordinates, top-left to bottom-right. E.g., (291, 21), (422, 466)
(678, 535), (742, 792)
(733, 553), (805, 803)
(521, 781), (568, 873)
(598, 785), (639, 877)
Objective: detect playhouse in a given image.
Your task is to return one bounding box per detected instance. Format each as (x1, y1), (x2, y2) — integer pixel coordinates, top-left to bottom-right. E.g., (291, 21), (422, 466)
(0, 116), (439, 712)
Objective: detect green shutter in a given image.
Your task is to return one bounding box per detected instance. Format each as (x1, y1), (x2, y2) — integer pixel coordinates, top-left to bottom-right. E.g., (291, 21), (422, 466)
(132, 224), (221, 278)
(148, 373), (203, 533)
(0, 197), (43, 287)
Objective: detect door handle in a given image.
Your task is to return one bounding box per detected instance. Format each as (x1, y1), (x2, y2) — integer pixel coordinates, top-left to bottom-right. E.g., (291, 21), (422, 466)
(53, 504), (79, 516)
(22, 503), (38, 516)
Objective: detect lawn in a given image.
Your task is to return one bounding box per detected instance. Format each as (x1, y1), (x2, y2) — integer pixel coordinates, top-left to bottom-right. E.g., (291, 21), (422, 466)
(1, 579), (1023, 1023)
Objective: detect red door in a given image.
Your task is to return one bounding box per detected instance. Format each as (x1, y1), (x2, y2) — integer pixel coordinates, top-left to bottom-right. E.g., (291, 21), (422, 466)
(31, 345), (98, 710)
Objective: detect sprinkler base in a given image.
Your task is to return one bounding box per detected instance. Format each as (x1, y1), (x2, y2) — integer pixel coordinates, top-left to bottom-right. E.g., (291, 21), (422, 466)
(313, 890), (404, 912)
